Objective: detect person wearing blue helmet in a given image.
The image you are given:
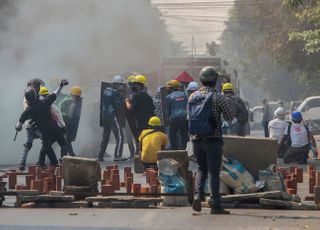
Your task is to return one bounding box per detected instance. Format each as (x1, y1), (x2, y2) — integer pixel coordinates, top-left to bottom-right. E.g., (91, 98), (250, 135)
(278, 111), (318, 164)
(186, 81), (199, 97)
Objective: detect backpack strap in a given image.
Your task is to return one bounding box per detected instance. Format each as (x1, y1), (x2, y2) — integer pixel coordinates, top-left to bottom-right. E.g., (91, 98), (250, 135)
(304, 124), (310, 143)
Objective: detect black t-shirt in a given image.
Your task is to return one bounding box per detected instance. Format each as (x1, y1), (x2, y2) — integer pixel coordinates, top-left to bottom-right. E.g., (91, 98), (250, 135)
(19, 94), (61, 139)
(131, 91), (155, 129)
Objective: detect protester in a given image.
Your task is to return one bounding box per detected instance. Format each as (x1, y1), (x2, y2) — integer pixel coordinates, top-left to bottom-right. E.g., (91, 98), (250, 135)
(97, 76), (124, 161)
(18, 78), (44, 170)
(166, 79), (188, 150)
(16, 79), (69, 168)
(138, 116), (168, 171)
(125, 75), (155, 155)
(262, 98), (271, 137)
(268, 107), (288, 143)
(152, 87), (163, 120)
(188, 66), (234, 215)
(186, 81), (199, 98)
(278, 111), (318, 164)
(58, 86), (83, 156)
(222, 83), (248, 136)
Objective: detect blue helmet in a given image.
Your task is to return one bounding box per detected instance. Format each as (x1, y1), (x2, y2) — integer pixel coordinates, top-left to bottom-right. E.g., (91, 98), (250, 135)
(187, 81), (199, 91)
(291, 111), (302, 121)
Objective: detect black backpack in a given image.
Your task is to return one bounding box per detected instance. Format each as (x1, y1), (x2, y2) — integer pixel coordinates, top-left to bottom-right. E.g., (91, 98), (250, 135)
(234, 97), (249, 125)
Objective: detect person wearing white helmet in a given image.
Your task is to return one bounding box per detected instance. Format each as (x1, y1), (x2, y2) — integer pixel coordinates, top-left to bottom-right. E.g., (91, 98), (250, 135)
(186, 81), (199, 97)
(268, 107), (288, 144)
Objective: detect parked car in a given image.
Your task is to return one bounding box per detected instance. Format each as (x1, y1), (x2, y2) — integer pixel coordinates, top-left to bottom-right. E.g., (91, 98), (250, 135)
(296, 96), (320, 134)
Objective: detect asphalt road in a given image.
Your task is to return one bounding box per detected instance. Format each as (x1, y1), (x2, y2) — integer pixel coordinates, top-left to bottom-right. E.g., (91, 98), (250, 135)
(0, 208), (320, 230)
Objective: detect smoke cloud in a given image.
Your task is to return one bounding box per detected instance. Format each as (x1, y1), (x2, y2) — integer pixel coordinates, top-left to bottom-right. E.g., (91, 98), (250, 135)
(0, 0), (180, 165)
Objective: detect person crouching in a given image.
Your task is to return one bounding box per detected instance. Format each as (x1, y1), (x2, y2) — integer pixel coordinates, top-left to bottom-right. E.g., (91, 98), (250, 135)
(138, 116), (169, 171)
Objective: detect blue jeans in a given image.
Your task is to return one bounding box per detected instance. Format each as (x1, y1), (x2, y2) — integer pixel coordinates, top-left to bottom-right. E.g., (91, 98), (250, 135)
(192, 139), (223, 209)
(20, 128), (41, 166)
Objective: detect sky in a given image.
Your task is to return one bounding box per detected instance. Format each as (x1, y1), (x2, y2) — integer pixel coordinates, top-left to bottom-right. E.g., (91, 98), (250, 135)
(151, 0), (233, 55)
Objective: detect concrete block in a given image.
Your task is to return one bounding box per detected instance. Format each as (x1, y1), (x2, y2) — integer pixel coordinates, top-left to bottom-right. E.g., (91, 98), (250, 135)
(19, 194), (74, 203)
(223, 136), (278, 178)
(63, 156), (101, 193)
(30, 180), (43, 192)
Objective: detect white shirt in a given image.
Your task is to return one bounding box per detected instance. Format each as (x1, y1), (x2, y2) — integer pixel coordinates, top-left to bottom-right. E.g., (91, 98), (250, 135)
(268, 118), (288, 143)
(284, 123), (309, 147)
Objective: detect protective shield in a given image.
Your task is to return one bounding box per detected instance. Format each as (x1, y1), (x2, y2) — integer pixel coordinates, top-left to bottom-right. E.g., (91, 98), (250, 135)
(100, 82), (127, 127)
(159, 86), (171, 128)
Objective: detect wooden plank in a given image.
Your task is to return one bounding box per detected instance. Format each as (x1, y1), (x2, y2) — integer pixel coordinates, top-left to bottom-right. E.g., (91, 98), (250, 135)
(33, 201), (88, 208)
(85, 196), (162, 203)
(221, 191), (283, 202)
(202, 202), (264, 209)
(19, 195), (74, 203)
(96, 201), (157, 208)
(259, 198), (317, 210)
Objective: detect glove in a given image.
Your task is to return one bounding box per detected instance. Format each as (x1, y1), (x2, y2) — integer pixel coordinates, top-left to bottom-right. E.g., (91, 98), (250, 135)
(60, 79), (69, 87)
(15, 122), (23, 132)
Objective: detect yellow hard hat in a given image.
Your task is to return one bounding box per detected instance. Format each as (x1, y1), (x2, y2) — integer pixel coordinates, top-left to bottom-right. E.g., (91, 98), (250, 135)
(166, 79), (180, 89)
(39, 86), (49, 96)
(127, 75), (136, 83)
(70, 86), (82, 96)
(134, 75), (147, 86)
(148, 116), (161, 127)
(222, 83), (233, 92)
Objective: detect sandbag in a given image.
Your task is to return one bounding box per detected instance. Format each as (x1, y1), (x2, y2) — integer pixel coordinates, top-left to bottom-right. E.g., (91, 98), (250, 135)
(220, 157), (255, 194)
(259, 165), (286, 192)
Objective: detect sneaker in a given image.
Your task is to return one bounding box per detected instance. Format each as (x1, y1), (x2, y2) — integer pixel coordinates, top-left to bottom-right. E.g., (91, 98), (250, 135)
(210, 208), (230, 215)
(192, 198), (202, 212)
(19, 165), (25, 171)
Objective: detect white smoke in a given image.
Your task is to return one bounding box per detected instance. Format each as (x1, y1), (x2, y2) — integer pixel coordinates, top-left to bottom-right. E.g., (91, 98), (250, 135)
(0, 0), (180, 165)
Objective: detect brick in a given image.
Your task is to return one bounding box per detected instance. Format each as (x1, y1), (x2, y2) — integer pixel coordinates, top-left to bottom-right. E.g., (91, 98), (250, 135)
(309, 177), (316, 194)
(285, 179), (294, 190)
(102, 170), (110, 181)
(27, 165), (37, 177)
(314, 186), (320, 205)
(21, 202), (36, 208)
(310, 170), (316, 179)
(30, 180), (43, 192)
(15, 184), (29, 191)
(295, 168), (303, 183)
(113, 164), (119, 170)
(42, 171), (49, 179)
(308, 165), (315, 173)
(124, 166), (131, 176)
(106, 165), (113, 172)
(25, 175), (35, 189)
(8, 172), (17, 190)
(141, 186), (150, 194)
(112, 174), (120, 191)
(125, 172), (133, 181)
(56, 176), (62, 191)
(305, 195), (315, 201)
(111, 169), (119, 176)
(287, 188), (296, 195)
(120, 182), (125, 187)
(151, 185), (158, 194)
(149, 170), (157, 186)
(126, 177), (133, 194)
(59, 165), (63, 177)
(286, 174), (292, 180)
(43, 177), (53, 194)
(132, 183), (141, 195)
(101, 185), (114, 195)
(36, 167), (42, 180)
(316, 172), (320, 186)
(289, 166), (296, 174)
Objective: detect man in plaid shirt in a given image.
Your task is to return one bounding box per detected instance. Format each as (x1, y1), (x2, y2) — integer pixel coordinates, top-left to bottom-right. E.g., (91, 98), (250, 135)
(189, 66), (235, 215)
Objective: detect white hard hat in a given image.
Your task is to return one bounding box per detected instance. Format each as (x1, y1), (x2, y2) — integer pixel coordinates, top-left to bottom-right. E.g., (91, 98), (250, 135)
(187, 81), (199, 91)
(274, 107), (286, 119)
(112, 75), (124, 84)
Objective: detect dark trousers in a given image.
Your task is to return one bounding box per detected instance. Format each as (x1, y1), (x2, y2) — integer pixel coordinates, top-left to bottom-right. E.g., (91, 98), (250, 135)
(168, 119), (188, 150)
(98, 116), (123, 159)
(263, 121), (269, 137)
(134, 127), (145, 156)
(64, 131), (76, 157)
(192, 139), (223, 209)
(284, 144), (310, 164)
(38, 131), (67, 167)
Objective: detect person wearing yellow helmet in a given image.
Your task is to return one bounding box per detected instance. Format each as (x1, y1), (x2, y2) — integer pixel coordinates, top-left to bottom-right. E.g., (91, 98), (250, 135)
(138, 116), (168, 171)
(125, 75), (155, 155)
(165, 79), (188, 150)
(58, 86), (83, 157)
(222, 83), (248, 136)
